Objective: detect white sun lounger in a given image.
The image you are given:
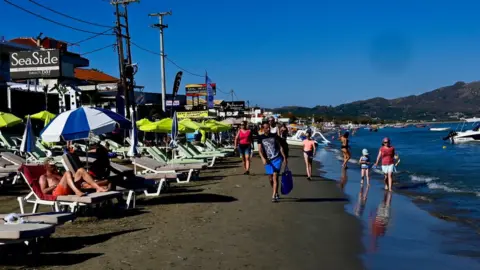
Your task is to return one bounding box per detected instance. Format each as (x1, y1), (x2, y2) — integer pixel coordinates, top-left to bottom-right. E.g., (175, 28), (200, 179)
(0, 223), (55, 247)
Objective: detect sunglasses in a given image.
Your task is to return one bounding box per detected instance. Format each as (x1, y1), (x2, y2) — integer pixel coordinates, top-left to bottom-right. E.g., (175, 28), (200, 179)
(383, 141), (389, 144)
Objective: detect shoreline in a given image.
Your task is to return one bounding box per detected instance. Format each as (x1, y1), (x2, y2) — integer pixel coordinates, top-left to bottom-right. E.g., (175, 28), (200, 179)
(0, 148), (364, 269)
(314, 147), (480, 269)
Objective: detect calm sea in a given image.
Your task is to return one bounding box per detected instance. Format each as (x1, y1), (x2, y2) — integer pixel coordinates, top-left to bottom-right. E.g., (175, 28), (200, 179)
(329, 123), (480, 229)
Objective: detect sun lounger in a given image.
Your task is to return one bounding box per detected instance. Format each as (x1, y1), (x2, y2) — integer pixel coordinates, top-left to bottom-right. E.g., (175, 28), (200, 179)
(0, 223), (55, 250)
(1, 152), (25, 166)
(0, 132), (20, 152)
(146, 147), (208, 166)
(176, 144), (222, 167)
(132, 157), (204, 183)
(17, 164), (122, 214)
(0, 212), (75, 225)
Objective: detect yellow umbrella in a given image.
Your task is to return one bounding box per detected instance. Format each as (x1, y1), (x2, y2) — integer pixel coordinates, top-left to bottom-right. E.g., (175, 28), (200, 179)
(0, 112), (23, 128)
(180, 119), (210, 131)
(27, 110), (56, 127)
(136, 118), (153, 127)
(139, 118), (194, 133)
(204, 120), (232, 132)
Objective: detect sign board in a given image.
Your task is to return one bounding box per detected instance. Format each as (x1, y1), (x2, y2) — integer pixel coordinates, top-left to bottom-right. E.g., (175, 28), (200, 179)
(166, 100), (180, 106)
(224, 101), (245, 110)
(185, 83), (216, 96)
(9, 50), (61, 79)
(177, 110), (209, 119)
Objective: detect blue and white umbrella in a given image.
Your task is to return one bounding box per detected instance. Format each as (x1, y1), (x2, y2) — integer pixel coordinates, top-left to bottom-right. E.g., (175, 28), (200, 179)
(127, 107), (138, 157)
(20, 115), (35, 156)
(40, 107), (131, 143)
(170, 111), (178, 148)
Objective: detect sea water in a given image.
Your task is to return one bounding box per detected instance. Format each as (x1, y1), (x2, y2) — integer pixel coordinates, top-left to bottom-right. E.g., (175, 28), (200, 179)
(335, 124), (480, 227)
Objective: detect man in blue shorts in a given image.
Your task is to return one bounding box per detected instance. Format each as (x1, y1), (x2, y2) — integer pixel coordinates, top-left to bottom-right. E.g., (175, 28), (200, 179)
(258, 122), (288, 202)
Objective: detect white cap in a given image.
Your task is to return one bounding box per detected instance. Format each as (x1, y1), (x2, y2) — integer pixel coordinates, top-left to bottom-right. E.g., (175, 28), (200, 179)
(362, 149), (369, 155)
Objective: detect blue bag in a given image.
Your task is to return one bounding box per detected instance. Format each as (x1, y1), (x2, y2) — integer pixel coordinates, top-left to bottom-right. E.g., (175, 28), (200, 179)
(281, 167), (293, 195)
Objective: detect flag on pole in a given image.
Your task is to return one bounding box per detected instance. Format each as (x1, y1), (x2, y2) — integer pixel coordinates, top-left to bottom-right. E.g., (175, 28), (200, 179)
(206, 73), (214, 109)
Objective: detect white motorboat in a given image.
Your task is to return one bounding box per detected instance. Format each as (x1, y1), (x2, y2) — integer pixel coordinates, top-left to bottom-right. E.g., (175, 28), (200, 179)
(443, 123), (480, 143)
(463, 117), (480, 123)
(286, 128), (331, 146)
(430, 127), (450, 132)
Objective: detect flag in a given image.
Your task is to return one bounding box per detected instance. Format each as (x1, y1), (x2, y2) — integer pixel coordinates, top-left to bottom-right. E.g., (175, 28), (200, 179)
(20, 115), (36, 160)
(127, 107), (138, 157)
(206, 74), (214, 109)
(172, 71), (183, 98)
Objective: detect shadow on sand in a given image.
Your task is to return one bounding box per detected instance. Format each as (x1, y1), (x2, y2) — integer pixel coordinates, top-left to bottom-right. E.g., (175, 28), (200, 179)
(141, 193), (237, 205)
(1, 252), (103, 267)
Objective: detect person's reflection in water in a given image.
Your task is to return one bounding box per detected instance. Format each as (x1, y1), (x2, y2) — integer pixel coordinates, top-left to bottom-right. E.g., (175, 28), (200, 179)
(354, 184), (370, 218)
(339, 167), (348, 190)
(370, 191), (392, 252)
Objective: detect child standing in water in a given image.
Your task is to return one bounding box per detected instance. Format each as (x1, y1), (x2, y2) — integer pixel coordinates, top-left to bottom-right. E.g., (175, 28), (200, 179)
(360, 149), (371, 185)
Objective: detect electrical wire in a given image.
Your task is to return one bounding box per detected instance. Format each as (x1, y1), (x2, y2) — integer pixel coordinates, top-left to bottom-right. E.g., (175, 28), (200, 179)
(130, 41), (204, 77)
(4, 0), (115, 36)
(80, 43), (116, 55)
(27, 0), (112, 28)
(70, 28), (115, 45)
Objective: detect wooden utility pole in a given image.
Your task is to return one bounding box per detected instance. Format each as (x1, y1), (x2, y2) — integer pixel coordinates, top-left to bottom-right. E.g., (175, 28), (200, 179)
(111, 0), (138, 118)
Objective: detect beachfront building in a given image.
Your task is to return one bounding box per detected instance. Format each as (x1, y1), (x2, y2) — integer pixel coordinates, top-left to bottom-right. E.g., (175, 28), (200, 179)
(2, 36), (89, 117)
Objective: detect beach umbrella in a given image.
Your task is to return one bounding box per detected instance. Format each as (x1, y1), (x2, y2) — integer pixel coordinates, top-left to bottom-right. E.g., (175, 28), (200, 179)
(180, 119), (209, 131)
(0, 112), (22, 128)
(127, 107), (138, 157)
(19, 116), (36, 160)
(136, 118), (153, 127)
(29, 110), (56, 123)
(40, 106), (131, 143)
(204, 120), (232, 132)
(170, 112), (179, 148)
(139, 118), (194, 134)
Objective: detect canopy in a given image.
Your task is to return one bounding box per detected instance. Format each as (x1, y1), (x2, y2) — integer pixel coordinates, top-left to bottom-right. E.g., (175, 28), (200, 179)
(0, 112), (23, 128)
(136, 118), (153, 127)
(204, 120), (232, 132)
(180, 119), (209, 131)
(139, 118), (194, 133)
(222, 118), (243, 125)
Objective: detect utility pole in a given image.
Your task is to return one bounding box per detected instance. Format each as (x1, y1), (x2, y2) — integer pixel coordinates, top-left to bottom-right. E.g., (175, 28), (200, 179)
(149, 11), (172, 113)
(111, 0), (138, 118)
(230, 89), (234, 103)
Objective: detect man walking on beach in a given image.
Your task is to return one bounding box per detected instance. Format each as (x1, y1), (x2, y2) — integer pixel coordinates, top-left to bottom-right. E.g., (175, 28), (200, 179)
(258, 122), (288, 202)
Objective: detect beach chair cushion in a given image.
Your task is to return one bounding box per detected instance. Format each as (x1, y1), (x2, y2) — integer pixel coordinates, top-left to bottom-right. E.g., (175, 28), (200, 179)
(0, 223), (55, 240)
(56, 191), (121, 204)
(1, 152), (26, 166)
(19, 164), (57, 201)
(0, 212), (75, 225)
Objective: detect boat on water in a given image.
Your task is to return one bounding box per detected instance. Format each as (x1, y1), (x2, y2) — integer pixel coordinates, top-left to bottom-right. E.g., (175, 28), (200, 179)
(443, 122), (480, 143)
(416, 124), (427, 128)
(462, 117), (480, 123)
(430, 127), (450, 132)
(286, 128), (331, 146)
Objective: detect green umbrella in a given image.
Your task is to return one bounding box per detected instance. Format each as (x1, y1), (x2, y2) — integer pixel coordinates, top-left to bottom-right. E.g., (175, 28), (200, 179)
(0, 112), (23, 128)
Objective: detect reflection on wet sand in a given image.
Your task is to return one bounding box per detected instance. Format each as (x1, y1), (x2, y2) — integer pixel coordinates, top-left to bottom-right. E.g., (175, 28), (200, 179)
(370, 191), (392, 252)
(354, 185), (370, 218)
(339, 167), (348, 190)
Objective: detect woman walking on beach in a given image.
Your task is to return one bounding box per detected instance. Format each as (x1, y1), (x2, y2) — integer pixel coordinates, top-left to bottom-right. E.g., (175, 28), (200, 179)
(235, 121), (253, 175)
(374, 137), (395, 191)
(279, 123), (289, 158)
(340, 131), (351, 168)
(303, 131), (316, 180)
(258, 122), (288, 202)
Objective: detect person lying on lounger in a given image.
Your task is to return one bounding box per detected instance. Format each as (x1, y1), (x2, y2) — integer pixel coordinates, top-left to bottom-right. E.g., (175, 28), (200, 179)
(39, 160), (108, 197)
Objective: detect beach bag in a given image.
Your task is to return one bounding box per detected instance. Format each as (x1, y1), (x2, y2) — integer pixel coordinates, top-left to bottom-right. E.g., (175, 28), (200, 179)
(281, 167), (293, 195)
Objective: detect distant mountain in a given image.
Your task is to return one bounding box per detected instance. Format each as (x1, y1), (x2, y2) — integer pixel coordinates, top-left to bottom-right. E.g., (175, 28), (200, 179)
(273, 81), (480, 121)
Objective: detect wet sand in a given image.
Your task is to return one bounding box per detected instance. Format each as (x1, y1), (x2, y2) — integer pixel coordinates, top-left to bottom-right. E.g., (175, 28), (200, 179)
(317, 148), (480, 270)
(0, 148), (363, 270)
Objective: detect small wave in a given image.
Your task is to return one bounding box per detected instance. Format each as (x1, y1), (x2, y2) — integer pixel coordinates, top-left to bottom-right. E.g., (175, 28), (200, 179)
(426, 182), (480, 197)
(410, 175), (439, 183)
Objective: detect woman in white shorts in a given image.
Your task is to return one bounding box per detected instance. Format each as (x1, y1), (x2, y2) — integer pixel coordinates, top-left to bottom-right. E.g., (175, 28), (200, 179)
(374, 137), (396, 191)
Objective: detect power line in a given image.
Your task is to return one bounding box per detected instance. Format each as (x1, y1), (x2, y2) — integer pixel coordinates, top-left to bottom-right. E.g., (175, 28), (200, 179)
(27, 0), (112, 28)
(70, 28), (115, 45)
(130, 41), (204, 77)
(4, 0), (115, 36)
(80, 43), (116, 55)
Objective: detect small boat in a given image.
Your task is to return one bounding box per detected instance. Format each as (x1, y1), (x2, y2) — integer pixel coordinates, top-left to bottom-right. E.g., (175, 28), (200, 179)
(430, 127), (450, 132)
(443, 122), (480, 143)
(463, 117), (480, 123)
(416, 124), (427, 128)
(286, 128), (330, 146)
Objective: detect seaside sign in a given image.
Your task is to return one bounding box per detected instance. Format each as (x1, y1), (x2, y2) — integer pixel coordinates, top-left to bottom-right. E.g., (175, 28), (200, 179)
(9, 50), (61, 80)
(176, 110), (209, 119)
(185, 83), (216, 97)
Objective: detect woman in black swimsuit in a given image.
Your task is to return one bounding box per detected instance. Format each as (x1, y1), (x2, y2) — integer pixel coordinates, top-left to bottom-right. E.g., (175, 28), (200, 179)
(340, 131), (351, 168)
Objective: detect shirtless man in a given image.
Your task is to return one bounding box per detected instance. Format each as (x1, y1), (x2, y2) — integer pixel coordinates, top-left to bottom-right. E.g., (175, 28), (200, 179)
(39, 160), (108, 197)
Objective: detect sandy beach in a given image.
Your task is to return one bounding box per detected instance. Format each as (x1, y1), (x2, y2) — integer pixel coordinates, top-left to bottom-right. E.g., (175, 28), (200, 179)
(0, 148), (363, 270)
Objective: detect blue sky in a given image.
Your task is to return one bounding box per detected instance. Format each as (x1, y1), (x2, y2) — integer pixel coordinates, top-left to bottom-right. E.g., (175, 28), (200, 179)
(3, 0), (480, 107)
